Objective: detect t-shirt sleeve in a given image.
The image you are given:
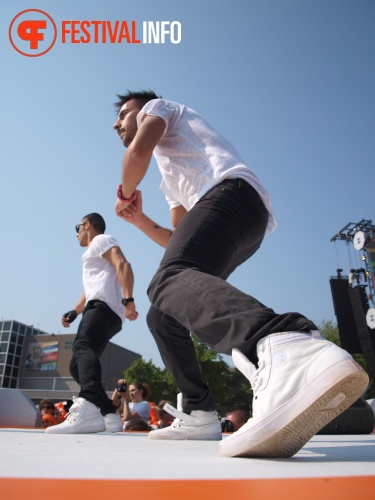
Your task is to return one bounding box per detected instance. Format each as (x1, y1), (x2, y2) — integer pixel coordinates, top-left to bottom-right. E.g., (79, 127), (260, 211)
(137, 99), (175, 135)
(90, 235), (120, 258)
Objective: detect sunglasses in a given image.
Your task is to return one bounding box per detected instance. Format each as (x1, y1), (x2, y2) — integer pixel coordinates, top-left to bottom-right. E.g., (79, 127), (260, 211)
(41, 405), (53, 410)
(75, 222), (87, 233)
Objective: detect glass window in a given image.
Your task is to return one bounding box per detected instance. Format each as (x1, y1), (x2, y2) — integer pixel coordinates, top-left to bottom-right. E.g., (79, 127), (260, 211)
(16, 345), (22, 356)
(3, 321), (11, 330)
(13, 322), (20, 333)
(3, 377), (10, 387)
(8, 343), (15, 354)
(0, 342), (8, 353)
(0, 354), (5, 363)
(10, 378), (17, 388)
(26, 327), (32, 336)
(17, 336), (24, 346)
(5, 366), (11, 376)
(11, 333), (17, 344)
(12, 367), (19, 378)
(7, 354), (14, 365)
(19, 324), (25, 335)
(1, 332), (10, 342)
(0, 365), (4, 375)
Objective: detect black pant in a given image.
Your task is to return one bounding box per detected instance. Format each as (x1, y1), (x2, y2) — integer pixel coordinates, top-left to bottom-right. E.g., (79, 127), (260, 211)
(69, 300), (122, 415)
(146, 179), (316, 412)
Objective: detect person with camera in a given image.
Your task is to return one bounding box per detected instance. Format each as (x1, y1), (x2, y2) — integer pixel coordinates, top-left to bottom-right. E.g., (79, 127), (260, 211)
(112, 379), (150, 429)
(46, 213), (138, 435)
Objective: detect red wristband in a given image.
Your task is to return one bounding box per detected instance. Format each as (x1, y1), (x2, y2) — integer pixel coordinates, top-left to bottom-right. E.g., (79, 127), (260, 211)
(117, 185), (137, 203)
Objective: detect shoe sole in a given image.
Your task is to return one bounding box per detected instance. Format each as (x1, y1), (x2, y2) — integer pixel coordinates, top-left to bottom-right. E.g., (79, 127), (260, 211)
(46, 422), (105, 434)
(218, 359), (369, 458)
(148, 429), (222, 441)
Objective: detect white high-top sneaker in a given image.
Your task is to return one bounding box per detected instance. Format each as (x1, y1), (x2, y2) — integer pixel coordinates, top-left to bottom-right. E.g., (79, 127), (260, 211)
(148, 403), (222, 440)
(45, 397), (105, 434)
(218, 331), (369, 458)
(103, 413), (123, 432)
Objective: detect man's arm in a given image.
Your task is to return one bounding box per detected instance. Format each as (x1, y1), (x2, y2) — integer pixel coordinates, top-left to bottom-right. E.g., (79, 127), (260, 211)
(102, 246), (138, 321)
(116, 190), (188, 248)
(120, 114), (166, 199)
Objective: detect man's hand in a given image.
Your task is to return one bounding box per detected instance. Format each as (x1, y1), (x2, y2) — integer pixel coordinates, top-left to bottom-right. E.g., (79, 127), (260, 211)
(115, 190), (143, 225)
(124, 301), (138, 321)
(115, 191), (138, 219)
(62, 310), (77, 327)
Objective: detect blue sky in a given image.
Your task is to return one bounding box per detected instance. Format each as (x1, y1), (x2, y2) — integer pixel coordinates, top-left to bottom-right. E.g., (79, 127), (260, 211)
(1, 0), (374, 368)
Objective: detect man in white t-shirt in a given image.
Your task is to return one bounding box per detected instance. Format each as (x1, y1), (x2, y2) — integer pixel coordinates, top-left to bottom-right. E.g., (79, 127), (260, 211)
(112, 91), (368, 458)
(46, 213), (138, 435)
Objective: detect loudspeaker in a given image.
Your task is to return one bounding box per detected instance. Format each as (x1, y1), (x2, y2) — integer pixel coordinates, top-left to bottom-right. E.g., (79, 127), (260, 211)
(318, 397), (375, 434)
(329, 278), (362, 354)
(349, 286), (375, 381)
(0, 388), (42, 427)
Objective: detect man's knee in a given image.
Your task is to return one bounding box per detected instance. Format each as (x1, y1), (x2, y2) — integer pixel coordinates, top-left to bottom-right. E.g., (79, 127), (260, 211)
(146, 306), (161, 332)
(147, 265), (187, 305)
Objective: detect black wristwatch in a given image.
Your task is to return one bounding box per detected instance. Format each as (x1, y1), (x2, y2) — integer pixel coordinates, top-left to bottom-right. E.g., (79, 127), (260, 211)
(122, 297), (134, 306)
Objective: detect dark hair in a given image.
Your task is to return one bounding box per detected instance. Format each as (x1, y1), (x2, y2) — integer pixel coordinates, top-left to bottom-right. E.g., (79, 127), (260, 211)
(130, 380), (149, 400)
(157, 400), (173, 417)
(115, 89), (161, 113)
(82, 213), (106, 234)
(124, 419), (150, 431)
(38, 399), (55, 411)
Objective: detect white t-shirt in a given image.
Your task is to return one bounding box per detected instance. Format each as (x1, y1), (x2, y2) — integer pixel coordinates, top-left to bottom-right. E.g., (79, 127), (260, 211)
(137, 99), (277, 235)
(123, 401), (151, 429)
(82, 234), (125, 322)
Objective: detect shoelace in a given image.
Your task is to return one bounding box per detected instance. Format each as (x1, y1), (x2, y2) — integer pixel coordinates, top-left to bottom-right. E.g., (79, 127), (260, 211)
(250, 359), (267, 394)
(66, 397), (83, 421)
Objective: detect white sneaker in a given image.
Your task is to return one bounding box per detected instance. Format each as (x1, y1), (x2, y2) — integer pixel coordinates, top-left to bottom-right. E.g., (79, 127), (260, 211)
(104, 413), (123, 432)
(148, 403), (222, 440)
(45, 397), (105, 434)
(218, 331), (369, 458)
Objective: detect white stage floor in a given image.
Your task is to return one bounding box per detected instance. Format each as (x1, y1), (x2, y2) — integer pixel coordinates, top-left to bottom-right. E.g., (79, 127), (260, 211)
(0, 427), (374, 499)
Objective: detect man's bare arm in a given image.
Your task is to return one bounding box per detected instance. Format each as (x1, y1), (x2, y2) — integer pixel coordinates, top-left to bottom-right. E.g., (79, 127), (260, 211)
(120, 115), (166, 199)
(103, 246), (138, 321)
(118, 191), (188, 248)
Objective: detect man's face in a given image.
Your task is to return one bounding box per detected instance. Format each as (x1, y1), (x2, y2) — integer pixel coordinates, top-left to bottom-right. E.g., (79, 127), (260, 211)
(76, 219), (89, 247)
(113, 99), (142, 147)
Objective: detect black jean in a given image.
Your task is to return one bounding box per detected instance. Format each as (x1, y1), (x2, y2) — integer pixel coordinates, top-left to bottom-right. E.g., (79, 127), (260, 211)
(146, 179), (316, 412)
(69, 300), (122, 415)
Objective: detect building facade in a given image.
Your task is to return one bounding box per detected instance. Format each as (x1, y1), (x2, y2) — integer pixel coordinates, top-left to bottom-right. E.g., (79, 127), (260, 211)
(0, 320), (49, 389)
(0, 319), (141, 404)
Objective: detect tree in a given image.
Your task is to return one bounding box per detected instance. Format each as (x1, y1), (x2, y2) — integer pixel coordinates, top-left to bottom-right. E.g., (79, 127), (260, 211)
(191, 334), (252, 415)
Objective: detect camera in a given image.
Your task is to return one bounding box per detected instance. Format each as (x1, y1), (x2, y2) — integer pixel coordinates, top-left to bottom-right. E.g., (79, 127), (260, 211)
(116, 382), (127, 393)
(221, 419), (234, 432)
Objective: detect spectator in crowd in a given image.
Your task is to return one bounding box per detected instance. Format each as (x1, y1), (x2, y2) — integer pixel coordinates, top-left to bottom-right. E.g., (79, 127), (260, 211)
(38, 399), (59, 428)
(154, 400), (174, 429)
(124, 381), (150, 428)
(124, 419), (150, 431)
(111, 379), (150, 429)
(224, 410), (250, 432)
